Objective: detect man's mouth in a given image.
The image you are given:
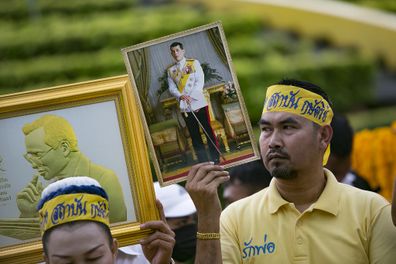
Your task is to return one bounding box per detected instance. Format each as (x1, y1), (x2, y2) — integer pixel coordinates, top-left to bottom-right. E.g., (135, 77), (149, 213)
(268, 154), (287, 161)
(267, 151), (289, 162)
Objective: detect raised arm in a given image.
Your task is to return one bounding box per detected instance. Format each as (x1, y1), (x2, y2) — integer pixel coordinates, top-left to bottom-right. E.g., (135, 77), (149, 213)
(140, 200), (175, 264)
(185, 162), (229, 264)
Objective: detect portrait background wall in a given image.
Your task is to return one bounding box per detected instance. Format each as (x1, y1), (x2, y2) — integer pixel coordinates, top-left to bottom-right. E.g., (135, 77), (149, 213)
(122, 22), (260, 185)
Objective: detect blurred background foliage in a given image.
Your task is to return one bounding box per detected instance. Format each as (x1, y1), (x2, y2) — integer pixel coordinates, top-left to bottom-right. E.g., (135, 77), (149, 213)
(1, 0), (395, 198)
(0, 0), (395, 129)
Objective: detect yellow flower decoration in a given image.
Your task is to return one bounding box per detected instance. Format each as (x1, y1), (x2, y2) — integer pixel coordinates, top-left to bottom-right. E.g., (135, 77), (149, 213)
(351, 121), (396, 200)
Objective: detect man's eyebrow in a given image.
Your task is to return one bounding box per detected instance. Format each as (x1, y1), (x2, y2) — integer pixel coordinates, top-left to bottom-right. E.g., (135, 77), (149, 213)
(280, 117), (299, 124)
(258, 119), (270, 126)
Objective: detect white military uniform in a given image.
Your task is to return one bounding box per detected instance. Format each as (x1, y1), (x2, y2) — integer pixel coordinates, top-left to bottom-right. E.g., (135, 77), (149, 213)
(167, 57), (206, 112)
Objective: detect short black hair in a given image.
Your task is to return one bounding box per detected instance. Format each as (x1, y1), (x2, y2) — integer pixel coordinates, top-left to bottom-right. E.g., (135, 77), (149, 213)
(170, 42), (184, 50)
(330, 113), (353, 157)
(42, 221), (113, 255)
(226, 159), (272, 189)
(277, 79), (332, 107)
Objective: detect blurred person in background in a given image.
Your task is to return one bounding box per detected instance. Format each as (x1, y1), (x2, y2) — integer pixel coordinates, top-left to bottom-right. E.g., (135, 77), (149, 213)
(154, 182), (197, 264)
(393, 179), (396, 226)
(325, 113), (375, 192)
(223, 159), (272, 207)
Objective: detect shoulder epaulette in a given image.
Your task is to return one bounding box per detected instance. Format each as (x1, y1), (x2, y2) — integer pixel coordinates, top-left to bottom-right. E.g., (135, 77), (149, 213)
(167, 63), (176, 71)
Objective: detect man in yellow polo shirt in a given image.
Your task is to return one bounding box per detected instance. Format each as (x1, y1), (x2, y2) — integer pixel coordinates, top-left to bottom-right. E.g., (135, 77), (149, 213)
(185, 79), (396, 263)
(167, 42), (219, 164)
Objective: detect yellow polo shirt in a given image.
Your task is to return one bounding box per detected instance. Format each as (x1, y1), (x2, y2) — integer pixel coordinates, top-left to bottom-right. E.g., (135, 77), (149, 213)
(220, 169), (396, 263)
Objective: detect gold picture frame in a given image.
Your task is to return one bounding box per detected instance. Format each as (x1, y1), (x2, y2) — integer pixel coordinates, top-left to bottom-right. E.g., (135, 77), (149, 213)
(0, 75), (158, 263)
(122, 21), (260, 186)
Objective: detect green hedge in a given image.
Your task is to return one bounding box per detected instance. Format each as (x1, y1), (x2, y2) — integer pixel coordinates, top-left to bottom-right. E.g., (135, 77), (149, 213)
(0, 7), (266, 91)
(235, 53), (374, 123)
(0, 2), (376, 121)
(0, 6), (264, 60)
(0, 48), (125, 92)
(0, 0), (137, 21)
(0, 7), (205, 60)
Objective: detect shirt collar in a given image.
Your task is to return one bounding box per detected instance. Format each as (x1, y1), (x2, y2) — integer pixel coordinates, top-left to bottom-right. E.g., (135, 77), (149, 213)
(268, 178), (289, 214)
(268, 168), (340, 216)
(176, 57), (186, 68)
(312, 168), (340, 216)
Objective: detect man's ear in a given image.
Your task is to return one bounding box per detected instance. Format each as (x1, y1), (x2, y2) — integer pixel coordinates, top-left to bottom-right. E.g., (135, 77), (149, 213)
(59, 140), (71, 157)
(111, 238), (119, 258)
(319, 125), (333, 150)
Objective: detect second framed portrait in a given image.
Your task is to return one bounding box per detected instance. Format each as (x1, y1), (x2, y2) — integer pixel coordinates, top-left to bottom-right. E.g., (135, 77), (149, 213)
(122, 21), (260, 185)
(0, 76), (159, 263)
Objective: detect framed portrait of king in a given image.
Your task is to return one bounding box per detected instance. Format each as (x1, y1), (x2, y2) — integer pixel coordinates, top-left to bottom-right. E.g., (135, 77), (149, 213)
(122, 21), (260, 186)
(0, 75), (159, 263)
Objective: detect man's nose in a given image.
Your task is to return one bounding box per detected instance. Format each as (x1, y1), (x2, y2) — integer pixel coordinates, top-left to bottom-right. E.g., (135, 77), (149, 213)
(268, 130), (282, 149)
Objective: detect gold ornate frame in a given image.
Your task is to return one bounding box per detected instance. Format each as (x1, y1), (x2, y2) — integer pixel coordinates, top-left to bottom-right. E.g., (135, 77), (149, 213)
(0, 75), (158, 263)
(122, 21), (260, 186)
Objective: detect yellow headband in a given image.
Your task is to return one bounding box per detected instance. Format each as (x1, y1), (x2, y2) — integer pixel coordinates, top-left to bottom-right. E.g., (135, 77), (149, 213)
(39, 193), (109, 235)
(262, 85), (334, 165)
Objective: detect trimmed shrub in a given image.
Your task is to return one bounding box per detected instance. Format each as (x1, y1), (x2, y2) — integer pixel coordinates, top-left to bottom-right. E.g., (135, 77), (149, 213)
(0, 1), (375, 122)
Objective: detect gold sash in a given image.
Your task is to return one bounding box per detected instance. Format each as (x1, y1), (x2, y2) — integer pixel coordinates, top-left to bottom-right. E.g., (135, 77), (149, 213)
(170, 59), (195, 93)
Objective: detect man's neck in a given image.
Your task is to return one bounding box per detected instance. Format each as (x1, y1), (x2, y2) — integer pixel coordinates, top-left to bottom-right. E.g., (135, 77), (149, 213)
(176, 57), (186, 66)
(275, 167), (327, 213)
